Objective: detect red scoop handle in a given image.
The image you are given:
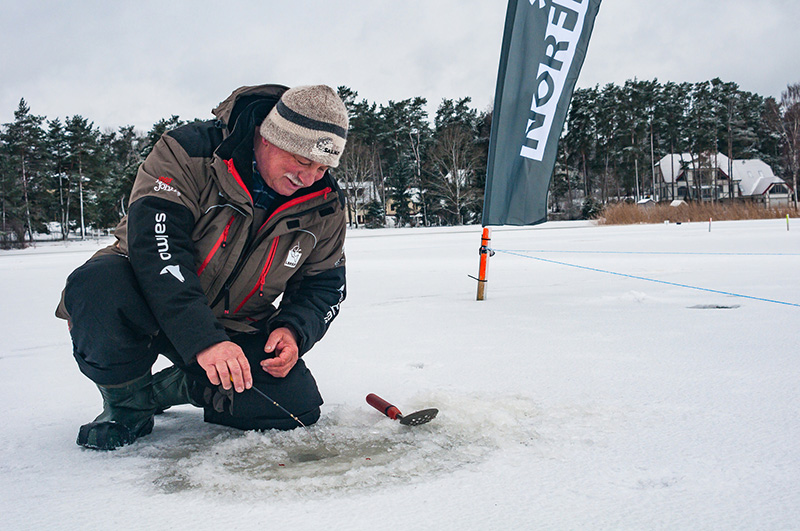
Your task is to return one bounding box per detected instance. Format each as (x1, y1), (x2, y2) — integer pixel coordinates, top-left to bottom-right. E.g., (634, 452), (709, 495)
(366, 393), (402, 420)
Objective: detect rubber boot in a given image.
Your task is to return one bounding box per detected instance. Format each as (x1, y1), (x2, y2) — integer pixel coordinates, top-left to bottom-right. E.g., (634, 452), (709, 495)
(77, 373), (156, 450)
(152, 365), (204, 413)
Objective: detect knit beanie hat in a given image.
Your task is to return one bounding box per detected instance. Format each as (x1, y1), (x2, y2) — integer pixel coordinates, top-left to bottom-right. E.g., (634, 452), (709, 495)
(259, 85), (349, 168)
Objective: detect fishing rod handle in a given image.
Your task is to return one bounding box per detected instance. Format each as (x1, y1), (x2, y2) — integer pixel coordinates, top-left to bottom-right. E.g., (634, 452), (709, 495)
(366, 393), (402, 420)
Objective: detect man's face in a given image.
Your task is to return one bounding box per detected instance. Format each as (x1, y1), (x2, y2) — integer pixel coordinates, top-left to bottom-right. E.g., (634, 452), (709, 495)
(254, 134), (329, 196)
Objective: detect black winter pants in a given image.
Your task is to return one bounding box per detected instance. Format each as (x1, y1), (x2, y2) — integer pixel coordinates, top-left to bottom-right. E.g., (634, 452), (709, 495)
(63, 254), (323, 430)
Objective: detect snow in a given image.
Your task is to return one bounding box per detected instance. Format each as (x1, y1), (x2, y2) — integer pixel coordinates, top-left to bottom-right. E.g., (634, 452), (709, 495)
(2, 218), (799, 529)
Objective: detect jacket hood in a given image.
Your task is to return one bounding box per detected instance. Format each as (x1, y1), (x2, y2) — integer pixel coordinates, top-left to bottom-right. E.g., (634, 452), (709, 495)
(212, 84), (289, 131)
(212, 84), (288, 183)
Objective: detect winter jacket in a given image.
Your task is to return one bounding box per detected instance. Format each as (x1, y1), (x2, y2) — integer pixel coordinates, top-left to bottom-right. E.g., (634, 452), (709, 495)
(57, 84), (347, 365)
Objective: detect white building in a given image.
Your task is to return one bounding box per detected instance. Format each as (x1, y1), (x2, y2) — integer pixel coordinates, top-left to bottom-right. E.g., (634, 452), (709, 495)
(656, 153), (792, 206)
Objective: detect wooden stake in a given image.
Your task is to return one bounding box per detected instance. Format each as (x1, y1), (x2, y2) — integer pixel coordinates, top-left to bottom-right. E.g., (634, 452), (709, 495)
(476, 227), (492, 301)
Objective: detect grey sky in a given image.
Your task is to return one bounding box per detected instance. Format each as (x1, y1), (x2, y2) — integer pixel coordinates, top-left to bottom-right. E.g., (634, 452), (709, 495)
(2, 0), (798, 132)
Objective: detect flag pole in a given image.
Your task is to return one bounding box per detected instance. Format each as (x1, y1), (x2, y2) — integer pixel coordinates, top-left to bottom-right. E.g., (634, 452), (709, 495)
(476, 227), (494, 300)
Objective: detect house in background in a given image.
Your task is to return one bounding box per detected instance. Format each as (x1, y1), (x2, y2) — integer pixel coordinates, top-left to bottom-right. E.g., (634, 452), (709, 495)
(337, 180), (424, 227)
(656, 153), (792, 206)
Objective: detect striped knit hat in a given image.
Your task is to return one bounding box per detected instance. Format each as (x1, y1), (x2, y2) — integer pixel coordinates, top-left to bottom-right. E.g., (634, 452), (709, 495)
(259, 85), (349, 168)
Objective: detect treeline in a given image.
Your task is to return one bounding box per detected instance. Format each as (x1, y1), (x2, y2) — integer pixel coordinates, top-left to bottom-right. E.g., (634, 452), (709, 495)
(557, 79), (799, 218)
(336, 87), (491, 227)
(0, 101), (188, 244)
(1, 79), (798, 244)
(337, 79), (798, 225)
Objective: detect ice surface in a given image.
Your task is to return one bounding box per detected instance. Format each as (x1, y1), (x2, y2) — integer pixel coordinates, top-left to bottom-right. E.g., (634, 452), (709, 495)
(1, 219), (799, 529)
(138, 392), (536, 498)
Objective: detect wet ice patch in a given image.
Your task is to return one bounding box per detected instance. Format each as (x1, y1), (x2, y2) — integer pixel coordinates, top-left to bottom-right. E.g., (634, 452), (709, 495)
(621, 290), (651, 303)
(136, 392), (541, 498)
(688, 304), (741, 310)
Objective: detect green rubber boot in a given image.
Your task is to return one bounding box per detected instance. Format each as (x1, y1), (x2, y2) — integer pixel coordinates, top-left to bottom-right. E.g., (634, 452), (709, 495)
(152, 365), (204, 413)
(77, 373), (156, 450)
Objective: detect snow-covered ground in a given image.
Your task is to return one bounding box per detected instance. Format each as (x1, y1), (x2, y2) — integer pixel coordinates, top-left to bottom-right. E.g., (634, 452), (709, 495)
(2, 218), (799, 530)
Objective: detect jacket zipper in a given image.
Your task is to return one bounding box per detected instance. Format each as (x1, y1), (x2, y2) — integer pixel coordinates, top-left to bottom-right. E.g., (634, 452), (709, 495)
(212, 160), (335, 314)
(232, 236), (279, 314)
(197, 215), (235, 276)
(224, 159), (253, 203)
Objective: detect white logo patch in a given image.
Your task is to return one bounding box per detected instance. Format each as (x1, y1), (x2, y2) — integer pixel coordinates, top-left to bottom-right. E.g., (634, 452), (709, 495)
(284, 243), (303, 268)
(160, 264), (185, 283)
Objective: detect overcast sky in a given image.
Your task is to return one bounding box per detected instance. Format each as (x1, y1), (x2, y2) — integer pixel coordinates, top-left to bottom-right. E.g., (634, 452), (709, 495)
(2, 0), (798, 132)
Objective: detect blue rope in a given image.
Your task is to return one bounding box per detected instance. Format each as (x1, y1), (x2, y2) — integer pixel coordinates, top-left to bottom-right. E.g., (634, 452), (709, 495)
(494, 249), (800, 308)
(501, 249), (800, 257)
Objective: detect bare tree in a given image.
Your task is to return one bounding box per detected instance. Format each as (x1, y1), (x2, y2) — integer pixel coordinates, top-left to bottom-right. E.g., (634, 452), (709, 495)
(426, 124), (481, 225)
(337, 138), (376, 227)
(766, 83), (800, 207)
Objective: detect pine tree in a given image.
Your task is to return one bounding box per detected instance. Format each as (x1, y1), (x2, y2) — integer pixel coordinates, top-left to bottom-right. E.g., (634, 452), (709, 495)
(564, 86), (598, 199)
(64, 115), (101, 239)
(0, 99), (46, 244)
(97, 126), (143, 227)
(45, 118), (71, 238)
(378, 98), (429, 227)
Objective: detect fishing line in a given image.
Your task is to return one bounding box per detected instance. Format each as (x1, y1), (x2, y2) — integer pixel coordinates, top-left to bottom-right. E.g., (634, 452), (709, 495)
(249, 386), (307, 428)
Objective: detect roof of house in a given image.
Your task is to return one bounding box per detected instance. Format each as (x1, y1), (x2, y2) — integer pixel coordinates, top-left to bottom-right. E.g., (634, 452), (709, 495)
(656, 153), (786, 196)
(734, 159), (784, 196)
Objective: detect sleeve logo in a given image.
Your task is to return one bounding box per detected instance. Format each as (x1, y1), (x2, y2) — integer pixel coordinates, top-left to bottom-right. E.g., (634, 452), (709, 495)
(154, 212), (171, 260)
(154, 176), (182, 196)
(323, 284), (345, 324)
(160, 264), (185, 283)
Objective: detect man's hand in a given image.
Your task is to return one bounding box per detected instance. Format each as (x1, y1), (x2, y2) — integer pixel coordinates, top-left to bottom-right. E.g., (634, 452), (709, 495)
(261, 327), (299, 378)
(196, 341), (253, 393)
